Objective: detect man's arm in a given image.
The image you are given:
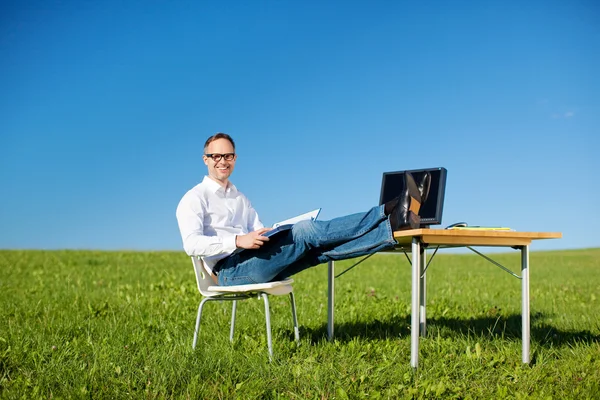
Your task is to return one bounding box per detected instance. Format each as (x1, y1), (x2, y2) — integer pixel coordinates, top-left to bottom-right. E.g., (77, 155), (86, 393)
(246, 200), (264, 232)
(175, 193), (237, 257)
(234, 199), (272, 249)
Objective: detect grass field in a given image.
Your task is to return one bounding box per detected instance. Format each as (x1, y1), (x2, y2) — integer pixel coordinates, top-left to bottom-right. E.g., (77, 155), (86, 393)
(1, 248), (599, 399)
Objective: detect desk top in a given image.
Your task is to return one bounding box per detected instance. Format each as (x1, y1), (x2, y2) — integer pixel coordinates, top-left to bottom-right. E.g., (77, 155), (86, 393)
(392, 229), (562, 248)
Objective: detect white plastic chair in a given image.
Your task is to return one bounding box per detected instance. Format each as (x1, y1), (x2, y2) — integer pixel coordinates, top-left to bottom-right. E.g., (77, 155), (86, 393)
(190, 256), (300, 359)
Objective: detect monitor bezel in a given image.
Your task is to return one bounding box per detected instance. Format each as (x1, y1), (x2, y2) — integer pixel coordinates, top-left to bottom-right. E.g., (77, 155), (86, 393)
(379, 167), (447, 228)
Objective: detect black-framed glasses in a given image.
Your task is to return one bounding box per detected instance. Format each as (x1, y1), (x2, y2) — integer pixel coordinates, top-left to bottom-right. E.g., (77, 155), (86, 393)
(204, 153), (235, 162)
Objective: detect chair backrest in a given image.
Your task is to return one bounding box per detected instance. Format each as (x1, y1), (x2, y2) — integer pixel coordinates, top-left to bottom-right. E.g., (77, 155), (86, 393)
(190, 256), (217, 296)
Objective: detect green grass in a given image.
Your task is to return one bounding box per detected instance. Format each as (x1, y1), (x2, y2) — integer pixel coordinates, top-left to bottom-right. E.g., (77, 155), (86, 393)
(1, 248), (599, 399)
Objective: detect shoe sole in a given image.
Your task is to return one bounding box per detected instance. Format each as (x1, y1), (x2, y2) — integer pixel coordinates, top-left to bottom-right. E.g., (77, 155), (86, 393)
(405, 173), (422, 230)
(405, 173), (422, 215)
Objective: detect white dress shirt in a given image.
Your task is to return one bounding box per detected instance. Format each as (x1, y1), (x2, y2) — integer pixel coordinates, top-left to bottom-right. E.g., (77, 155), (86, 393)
(176, 176), (264, 272)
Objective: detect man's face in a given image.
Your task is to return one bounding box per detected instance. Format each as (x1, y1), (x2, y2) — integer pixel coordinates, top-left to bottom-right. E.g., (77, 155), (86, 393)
(203, 138), (237, 185)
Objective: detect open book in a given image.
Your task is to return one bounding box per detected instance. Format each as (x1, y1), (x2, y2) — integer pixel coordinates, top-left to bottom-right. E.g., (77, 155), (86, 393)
(264, 208), (322, 237)
(232, 208), (322, 255)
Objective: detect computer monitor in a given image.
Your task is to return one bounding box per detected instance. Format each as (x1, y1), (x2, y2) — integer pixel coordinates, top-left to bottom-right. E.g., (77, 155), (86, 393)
(379, 167), (448, 228)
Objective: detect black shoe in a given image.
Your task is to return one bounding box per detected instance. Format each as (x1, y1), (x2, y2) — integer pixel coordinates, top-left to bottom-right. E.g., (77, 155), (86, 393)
(416, 172), (431, 206)
(387, 172), (422, 231)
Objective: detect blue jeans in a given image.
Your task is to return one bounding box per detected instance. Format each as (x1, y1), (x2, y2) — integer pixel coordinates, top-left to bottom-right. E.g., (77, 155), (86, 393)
(217, 205), (397, 286)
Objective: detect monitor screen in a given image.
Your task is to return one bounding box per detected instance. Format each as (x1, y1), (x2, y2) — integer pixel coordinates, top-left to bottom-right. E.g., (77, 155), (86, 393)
(379, 167), (447, 227)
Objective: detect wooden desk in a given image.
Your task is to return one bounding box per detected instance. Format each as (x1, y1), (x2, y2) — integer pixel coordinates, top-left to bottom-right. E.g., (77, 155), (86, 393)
(326, 229), (562, 369)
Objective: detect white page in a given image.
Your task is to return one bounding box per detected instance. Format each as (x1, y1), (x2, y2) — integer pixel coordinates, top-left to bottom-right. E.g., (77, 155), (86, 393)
(273, 209), (321, 228)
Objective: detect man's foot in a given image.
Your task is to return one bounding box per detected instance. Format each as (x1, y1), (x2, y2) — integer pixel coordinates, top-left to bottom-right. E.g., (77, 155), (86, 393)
(386, 172), (422, 231)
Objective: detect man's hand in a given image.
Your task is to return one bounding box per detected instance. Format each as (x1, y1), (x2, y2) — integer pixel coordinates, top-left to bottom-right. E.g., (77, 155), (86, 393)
(235, 228), (272, 250)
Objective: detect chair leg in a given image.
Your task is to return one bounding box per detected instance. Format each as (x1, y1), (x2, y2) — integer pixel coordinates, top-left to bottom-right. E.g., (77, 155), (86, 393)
(261, 293), (273, 361)
(193, 297), (211, 349)
(289, 292), (300, 342)
(230, 300), (237, 342)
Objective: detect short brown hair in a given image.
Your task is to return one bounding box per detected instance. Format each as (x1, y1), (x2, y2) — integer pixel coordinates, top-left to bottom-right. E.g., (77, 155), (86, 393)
(204, 133), (235, 152)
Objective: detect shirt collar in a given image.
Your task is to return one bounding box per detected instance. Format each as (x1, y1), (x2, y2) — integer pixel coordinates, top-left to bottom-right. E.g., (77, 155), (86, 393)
(202, 176), (238, 194)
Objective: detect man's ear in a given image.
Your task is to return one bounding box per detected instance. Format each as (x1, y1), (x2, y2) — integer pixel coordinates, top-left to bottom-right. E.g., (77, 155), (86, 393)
(202, 155), (209, 166)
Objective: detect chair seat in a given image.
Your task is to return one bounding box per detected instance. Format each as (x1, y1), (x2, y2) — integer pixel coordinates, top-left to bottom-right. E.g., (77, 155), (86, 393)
(206, 279), (294, 296)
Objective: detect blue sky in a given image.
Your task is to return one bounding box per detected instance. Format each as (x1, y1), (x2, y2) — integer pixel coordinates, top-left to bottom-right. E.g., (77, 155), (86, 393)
(1, 0), (598, 252)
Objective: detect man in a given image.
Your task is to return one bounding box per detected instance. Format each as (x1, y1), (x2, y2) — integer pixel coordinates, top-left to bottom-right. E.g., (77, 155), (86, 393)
(176, 133), (430, 286)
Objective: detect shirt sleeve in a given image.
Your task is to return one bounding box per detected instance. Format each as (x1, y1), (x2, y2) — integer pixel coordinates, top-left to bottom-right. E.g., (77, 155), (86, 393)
(175, 192), (238, 257)
(246, 199), (265, 232)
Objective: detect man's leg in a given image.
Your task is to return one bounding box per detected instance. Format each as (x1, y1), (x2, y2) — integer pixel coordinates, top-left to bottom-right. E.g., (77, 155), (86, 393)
(272, 221), (397, 281)
(217, 205), (394, 285)
(318, 219), (396, 261)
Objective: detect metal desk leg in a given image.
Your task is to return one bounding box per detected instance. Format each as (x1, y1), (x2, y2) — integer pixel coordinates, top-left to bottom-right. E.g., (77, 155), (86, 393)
(327, 260), (335, 340)
(521, 245), (530, 363)
(411, 238), (421, 368)
(419, 247), (426, 337)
